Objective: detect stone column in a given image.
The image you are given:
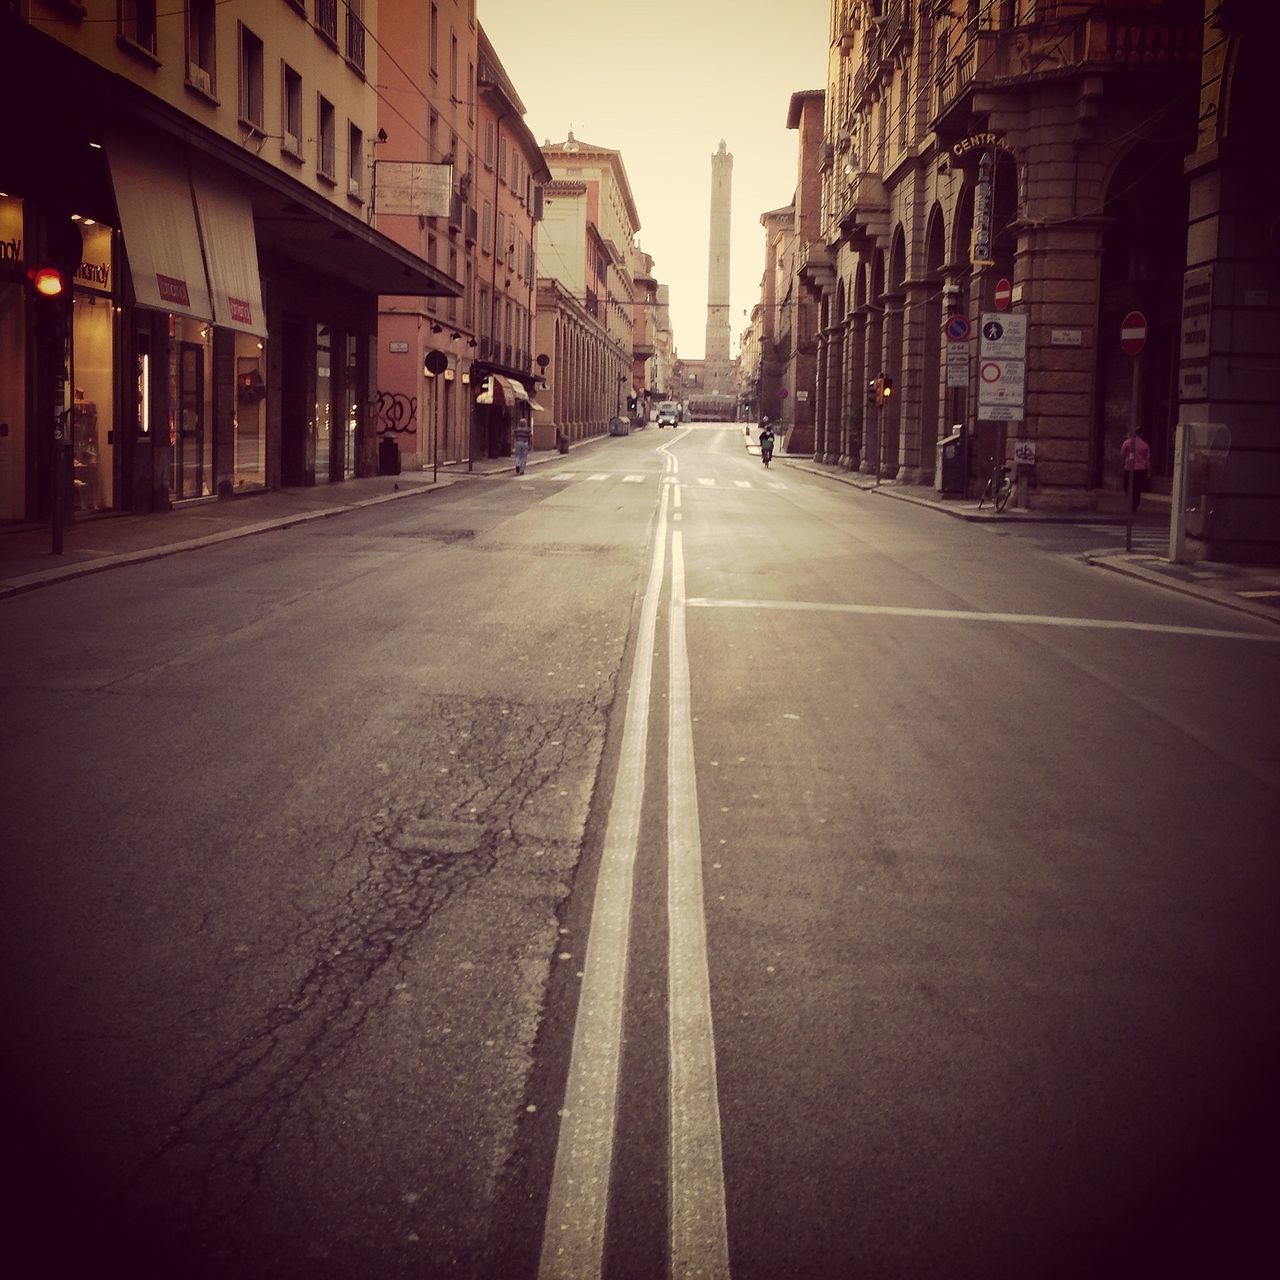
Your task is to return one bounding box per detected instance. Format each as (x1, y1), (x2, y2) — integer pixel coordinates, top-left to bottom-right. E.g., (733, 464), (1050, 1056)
(1015, 217), (1107, 508)
(896, 280), (932, 484)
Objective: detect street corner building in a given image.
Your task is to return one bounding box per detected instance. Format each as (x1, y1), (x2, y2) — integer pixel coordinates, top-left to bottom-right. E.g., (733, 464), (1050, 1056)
(786, 0), (1278, 563)
(0, 1), (459, 524)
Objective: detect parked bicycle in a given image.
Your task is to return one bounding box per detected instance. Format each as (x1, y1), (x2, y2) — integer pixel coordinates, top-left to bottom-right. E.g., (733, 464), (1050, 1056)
(978, 457), (1013, 512)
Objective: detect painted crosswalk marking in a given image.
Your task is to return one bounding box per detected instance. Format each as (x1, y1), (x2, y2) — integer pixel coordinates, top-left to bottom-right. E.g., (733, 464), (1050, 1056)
(697, 478), (716, 487)
(623, 475), (645, 483)
(734, 480), (751, 489)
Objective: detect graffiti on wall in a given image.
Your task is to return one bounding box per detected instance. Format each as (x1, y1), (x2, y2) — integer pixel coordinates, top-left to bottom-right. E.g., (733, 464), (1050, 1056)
(374, 390), (417, 435)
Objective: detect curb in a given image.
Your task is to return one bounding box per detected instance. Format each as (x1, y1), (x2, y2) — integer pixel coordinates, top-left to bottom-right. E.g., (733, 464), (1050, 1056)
(771, 454), (1278, 627)
(1081, 553), (1280, 627)
(0, 480), (449, 601)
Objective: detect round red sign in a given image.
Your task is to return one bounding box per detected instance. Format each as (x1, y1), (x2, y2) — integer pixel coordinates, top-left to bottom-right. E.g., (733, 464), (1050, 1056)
(1120, 310), (1147, 357)
(994, 278), (1012, 312)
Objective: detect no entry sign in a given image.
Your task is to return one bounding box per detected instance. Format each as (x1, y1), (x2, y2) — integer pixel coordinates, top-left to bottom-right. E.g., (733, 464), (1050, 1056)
(994, 278), (1012, 311)
(1120, 310), (1147, 357)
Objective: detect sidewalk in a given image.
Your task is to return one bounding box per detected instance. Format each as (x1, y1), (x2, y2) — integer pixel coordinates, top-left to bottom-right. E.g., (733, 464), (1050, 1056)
(0, 445), (569, 600)
(776, 453), (1280, 627)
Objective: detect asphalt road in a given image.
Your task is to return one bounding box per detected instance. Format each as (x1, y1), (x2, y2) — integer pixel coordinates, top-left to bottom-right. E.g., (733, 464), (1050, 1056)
(3, 424), (1278, 1278)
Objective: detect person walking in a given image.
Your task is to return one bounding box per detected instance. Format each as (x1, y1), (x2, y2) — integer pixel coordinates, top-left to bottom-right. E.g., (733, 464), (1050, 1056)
(1121, 426), (1151, 512)
(513, 413), (533, 475)
(759, 419), (775, 468)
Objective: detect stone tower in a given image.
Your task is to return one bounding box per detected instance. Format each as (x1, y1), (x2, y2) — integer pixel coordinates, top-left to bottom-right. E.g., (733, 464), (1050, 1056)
(704, 140), (733, 373)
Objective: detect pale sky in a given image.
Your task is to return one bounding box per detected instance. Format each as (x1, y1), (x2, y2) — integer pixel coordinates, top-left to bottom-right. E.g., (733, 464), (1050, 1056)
(477, 0), (829, 361)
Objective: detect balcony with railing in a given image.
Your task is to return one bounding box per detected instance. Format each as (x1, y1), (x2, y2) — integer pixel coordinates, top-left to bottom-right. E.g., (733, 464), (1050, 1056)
(880, 0), (911, 58)
(316, 0), (338, 46)
(932, 8), (1201, 132)
(345, 11), (366, 76)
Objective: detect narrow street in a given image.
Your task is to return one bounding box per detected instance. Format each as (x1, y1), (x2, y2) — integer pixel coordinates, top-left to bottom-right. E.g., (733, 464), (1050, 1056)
(4, 425), (1278, 1278)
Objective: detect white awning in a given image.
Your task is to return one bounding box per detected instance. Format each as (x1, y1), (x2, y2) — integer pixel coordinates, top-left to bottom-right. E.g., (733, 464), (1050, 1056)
(106, 132), (212, 322)
(191, 170), (267, 337)
(476, 373), (530, 406)
(528, 399), (545, 412)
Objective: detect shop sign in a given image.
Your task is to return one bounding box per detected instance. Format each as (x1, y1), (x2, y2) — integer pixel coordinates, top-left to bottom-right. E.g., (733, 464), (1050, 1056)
(951, 132), (1007, 161)
(157, 274), (191, 307)
(0, 193), (23, 278)
(72, 222), (113, 294)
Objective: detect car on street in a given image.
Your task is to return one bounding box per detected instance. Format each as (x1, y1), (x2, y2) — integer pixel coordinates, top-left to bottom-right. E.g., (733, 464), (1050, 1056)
(655, 401), (680, 427)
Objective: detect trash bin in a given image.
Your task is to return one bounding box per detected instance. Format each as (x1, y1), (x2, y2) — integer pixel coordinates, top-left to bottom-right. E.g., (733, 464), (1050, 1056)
(936, 428), (965, 494)
(608, 415), (630, 436)
(556, 427), (569, 455)
(378, 435), (401, 476)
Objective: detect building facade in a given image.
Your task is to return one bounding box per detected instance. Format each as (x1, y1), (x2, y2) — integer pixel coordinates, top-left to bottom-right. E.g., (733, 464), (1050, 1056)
(534, 133), (642, 447)
(803, 0), (1278, 562)
(2, 1), (456, 526)
(374, 9), (549, 474)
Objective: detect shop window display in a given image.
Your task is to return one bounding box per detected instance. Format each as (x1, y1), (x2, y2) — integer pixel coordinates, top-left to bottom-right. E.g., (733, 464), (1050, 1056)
(71, 289), (115, 512)
(169, 317), (213, 500)
(315, 324), (332, 482)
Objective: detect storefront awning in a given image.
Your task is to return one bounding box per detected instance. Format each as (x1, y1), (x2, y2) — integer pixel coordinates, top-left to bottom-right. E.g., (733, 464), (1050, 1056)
(476, 373), (529, 406)
(191, 170), (267, 337)
(106, 131), (212, 322)
(528, 399), (545, 412)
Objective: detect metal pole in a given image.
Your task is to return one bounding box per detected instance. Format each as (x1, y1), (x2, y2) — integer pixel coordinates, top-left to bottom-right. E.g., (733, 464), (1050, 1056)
(1125, 356), (1139, 552)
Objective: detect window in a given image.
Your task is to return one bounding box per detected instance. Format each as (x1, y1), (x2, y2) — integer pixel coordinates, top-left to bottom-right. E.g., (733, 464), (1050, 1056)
(348, 122), (363, 198)
(482, 200), (493, 254)
(345, 0), (365, 75)
(429, 108), (438, 157)
(186, 0), (216, 94)
(426, 233), (438, 313)
(447, 249), (458, 322)
(464, 261), (473, 327)
(316, 0), (338, 44)
(484, 121), (494, 168)
(318, 94), (336, 179)
(467, 61), (475, 124)
(496, 213), (505, 266)
(478, 286), (490, 342)
(239, 25), (264, 132)
(118, 0), (158, 56)
(499, 137), (508, 185)
(282, 64), (302, 156)
(450, 34), (458, 102)
(429, 4), (438, 76)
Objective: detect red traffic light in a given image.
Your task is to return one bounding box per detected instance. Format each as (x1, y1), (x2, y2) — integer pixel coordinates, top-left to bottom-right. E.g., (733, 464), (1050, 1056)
(29, 266), (66, 298)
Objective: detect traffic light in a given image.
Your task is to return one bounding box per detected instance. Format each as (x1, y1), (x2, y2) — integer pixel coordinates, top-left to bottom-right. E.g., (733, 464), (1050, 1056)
(28, 264), (68, 348)
(880, 377), (893, 403)
(867, 377), (880, 404)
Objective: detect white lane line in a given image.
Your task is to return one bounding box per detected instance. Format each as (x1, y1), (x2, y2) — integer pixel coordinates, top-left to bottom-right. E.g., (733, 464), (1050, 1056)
(697, 477), (716, 487)
(684, 597), (1280, 642)
(668, 531), (732, 1279)
(733, 480), (751, 489)
(587, 473), (609, 481)
(538, 483), (671, 1280)
(623, 475), (646, 483)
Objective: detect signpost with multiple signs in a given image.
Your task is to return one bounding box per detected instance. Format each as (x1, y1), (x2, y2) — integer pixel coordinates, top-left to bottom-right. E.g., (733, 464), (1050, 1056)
(978, 313), (1026, 421)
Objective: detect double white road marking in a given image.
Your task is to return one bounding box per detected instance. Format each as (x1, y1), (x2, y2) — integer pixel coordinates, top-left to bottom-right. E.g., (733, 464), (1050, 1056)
(539, 447), (730, 1280)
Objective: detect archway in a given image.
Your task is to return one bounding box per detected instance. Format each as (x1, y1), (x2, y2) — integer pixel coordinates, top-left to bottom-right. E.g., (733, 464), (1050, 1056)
(1095, 134), (1193, 490)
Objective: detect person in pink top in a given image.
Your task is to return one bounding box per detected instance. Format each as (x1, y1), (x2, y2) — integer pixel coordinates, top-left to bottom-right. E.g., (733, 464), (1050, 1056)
(1121, 427), (1152, 512)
